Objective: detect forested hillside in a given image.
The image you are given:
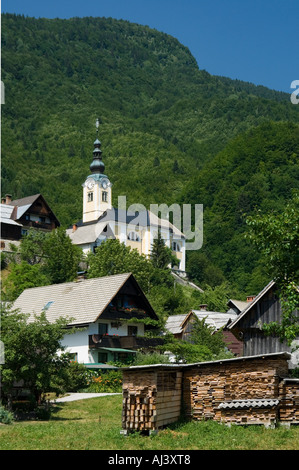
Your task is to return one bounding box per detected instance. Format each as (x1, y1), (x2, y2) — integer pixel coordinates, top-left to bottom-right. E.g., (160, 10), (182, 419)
(2, 14), (299, 294)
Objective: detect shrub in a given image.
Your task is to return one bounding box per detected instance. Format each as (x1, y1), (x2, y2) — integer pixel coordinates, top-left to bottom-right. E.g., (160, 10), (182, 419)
(66, 361), (97, 392)
(0, 405), (14, 424)
(86, 370), (122, 393)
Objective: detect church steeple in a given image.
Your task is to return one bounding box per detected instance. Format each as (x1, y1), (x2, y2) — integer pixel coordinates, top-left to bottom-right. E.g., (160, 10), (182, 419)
(82, 119), (112, 223)
(90, 138), (105, 174)
(90, 119), (105, 174)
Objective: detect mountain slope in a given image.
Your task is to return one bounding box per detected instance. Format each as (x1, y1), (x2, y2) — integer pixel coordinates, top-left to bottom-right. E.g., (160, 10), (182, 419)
(1, 14), (299, 293)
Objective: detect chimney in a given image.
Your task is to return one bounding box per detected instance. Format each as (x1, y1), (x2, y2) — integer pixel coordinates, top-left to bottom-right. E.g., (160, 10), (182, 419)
(72, 224), (78, 232)
(199, 304), (208, 311)
(5, 194), (12, 205)
(247, 295), (255, 302)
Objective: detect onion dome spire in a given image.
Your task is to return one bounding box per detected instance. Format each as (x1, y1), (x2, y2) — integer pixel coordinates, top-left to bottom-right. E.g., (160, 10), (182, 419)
(90, 118), (105, 174)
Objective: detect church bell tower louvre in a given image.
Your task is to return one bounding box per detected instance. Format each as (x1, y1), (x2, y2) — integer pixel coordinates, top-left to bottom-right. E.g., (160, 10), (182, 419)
(82, 119), (112, 223)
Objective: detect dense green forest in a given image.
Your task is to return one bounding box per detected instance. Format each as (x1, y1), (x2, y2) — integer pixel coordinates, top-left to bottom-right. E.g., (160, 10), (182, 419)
(2, 14), (299, 295)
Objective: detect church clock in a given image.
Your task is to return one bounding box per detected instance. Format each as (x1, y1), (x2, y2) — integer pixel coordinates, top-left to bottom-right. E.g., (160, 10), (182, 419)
(82, 120), (112, 223)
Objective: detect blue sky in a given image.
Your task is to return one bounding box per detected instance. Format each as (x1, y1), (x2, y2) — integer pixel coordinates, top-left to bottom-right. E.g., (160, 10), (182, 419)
(2, 0), (298, 93)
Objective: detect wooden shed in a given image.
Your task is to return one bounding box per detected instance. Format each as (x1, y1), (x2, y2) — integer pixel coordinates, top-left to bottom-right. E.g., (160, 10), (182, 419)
(228, 280), (299, 368)
(121, 352), (299, 432)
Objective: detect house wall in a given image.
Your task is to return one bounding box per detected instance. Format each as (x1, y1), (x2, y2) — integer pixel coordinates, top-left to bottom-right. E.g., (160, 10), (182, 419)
(230, 286), (299, 365)
(60, 319), (144, 364)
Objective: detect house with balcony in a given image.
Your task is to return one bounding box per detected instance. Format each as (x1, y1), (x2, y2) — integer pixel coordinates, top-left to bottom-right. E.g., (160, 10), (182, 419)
(12, 272), (163, 368)
(0, 193), (60, 252)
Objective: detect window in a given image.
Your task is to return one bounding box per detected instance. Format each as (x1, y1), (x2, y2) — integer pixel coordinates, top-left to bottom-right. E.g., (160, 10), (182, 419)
(39, 216), (46, 223)
(69, 352), (78, 362)
(172, 241), (181, 252)
(102, 191), (108, 202)
(88, 192), (93, 202)
(127, 231), (140, 242)
(43, 301), (54, 311)
(128, 325), (138, 336)
(98, 352), (108, 363)
(98, 323), (108, 335)
(25, 214), (30, 221)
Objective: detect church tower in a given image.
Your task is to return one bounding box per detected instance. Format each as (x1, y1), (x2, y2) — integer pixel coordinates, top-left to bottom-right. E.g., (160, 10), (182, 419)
(82, 120), (112, 223)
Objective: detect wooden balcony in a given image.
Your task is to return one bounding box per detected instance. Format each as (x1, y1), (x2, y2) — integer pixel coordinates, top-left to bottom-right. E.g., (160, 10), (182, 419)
(89, 334), (164, 351)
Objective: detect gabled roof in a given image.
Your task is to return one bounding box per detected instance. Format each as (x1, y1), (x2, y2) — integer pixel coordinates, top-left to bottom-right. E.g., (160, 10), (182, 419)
(228, 280), (276, 330)
(66, 221), (113, 245)
(69, 207), (185, 244)
(192, 310), (238, 330)
(0, 204), (22, 226)
(12, 272), (158, 326)
(9, 193), (60, 226)
(10, 193), (41, 207)
(227, 299), (250, 313)
(165, 312), (194, 335)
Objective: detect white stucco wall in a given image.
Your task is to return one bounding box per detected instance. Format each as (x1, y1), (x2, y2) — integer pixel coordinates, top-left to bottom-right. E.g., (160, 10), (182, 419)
(60, 319), (144, 364)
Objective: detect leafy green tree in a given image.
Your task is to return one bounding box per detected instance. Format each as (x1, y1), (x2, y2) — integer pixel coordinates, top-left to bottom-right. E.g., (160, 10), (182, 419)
(42, 227), (82, 284)
(88, 238), (155, 292)
(245, 191), (299, 344)
(3, 261), (49, 301)
(19, 228), (47, 265)
(0, 306), (75, 407)
(190, 282), (235, 313)
(163, 317), (233, 363)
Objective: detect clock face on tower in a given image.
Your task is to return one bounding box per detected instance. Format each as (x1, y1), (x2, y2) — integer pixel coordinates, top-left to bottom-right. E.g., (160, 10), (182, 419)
(86, 178), (95, 190)
(101, 178), (110, 190)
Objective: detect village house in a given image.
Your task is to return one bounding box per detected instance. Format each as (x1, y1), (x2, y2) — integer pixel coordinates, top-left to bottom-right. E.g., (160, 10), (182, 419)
(0, 193), (60, 252)
(12, 272), (163, 368)
(66, 122), (186, 273)
(164, 306), (243, 356)
(228, 280), (299, 368)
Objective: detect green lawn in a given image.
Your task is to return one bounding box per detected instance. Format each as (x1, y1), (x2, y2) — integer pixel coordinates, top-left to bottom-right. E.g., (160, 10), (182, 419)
(0, 395), (299, 450)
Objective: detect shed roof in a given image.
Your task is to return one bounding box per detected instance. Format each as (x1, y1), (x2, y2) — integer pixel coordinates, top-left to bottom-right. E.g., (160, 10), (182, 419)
(12, 272), (158, 326)
(122, 351), (291, 371)
(227, 299), (250, 313)
(228, 280), (276, 330)
(192, 310), (238, 330)
(164, 312), (194, 335)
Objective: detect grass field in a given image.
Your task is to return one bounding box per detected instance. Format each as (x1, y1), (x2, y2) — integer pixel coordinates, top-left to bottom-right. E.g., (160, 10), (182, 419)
(0, 395), (299, 450)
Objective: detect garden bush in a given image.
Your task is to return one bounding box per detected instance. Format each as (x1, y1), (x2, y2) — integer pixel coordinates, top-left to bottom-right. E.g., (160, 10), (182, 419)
(85, 370), (122, 393)
(0, 405), (14, 424)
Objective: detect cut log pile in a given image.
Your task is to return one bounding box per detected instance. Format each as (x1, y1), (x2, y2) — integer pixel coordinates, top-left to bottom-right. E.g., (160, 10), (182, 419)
(122, 368), (182, 432)
(121, 354), (299, 432)
(279, 379), (299, 424)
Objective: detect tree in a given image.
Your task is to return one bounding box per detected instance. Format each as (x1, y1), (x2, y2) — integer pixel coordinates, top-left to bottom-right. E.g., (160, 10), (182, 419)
(0, 306), (75, 407)
(245, 191), (299, 345)
(19, 228), (47, 265)
(163, 316), (232, 363)
(88, 238), (155, 292)
(150, 230), (178, 269)
(42, 227), (82, 284)
(3, 261), (49, 301)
